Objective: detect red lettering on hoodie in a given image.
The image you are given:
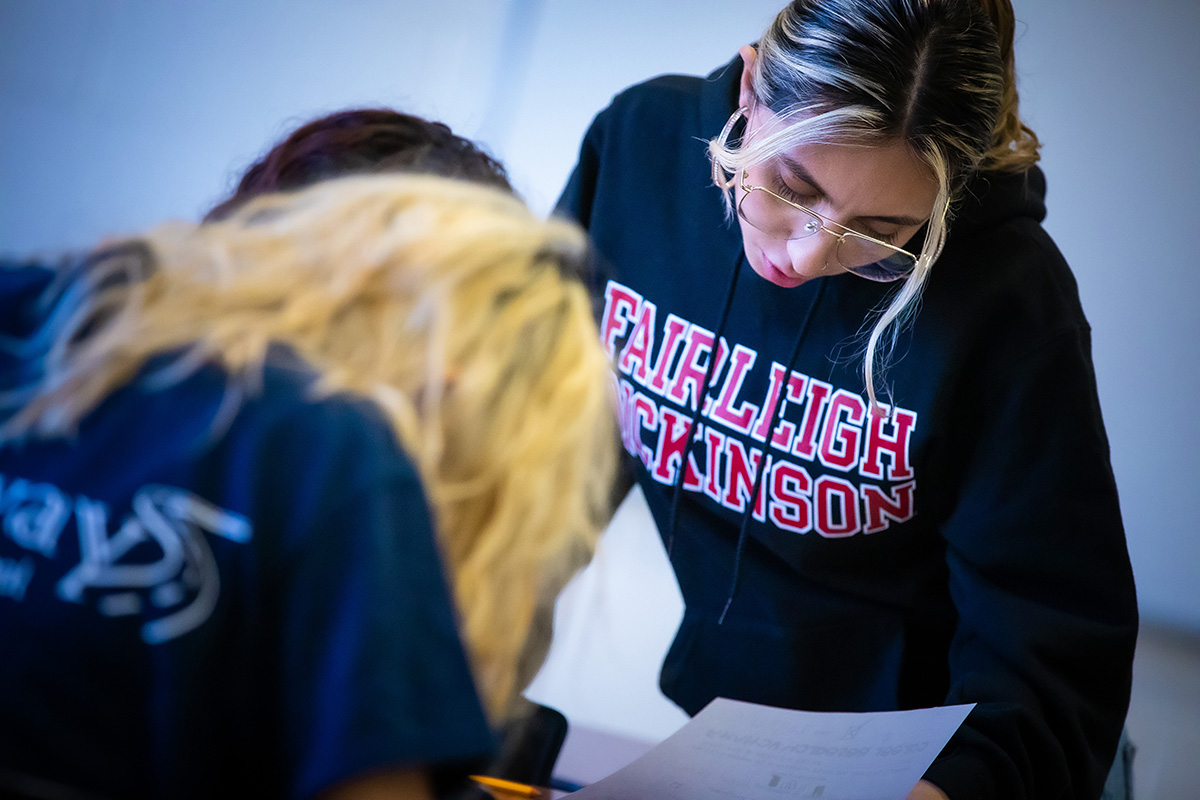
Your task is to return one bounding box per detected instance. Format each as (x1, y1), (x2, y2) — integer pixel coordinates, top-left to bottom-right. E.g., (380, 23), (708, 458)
(814, 474), (860, 537)
(703, 426), (726, 504)
(769, 460), (813, 534)
(792, 378), (832, 460)
(666, 326), (727, 414)
(604, 279), (921, 539)
(600, 282), (640, 357)
(618, 298), (657, 383)
(710, 344), (759, 434)
(860, 405), (917, 480)
(648, 314), (688, 395)
(630, 391), (658, 468)
(752, 365), (811, 452)
(723, 437), (768, 521)
(862, 481), (916, 533)
(818, 389), (867, 471)
(653, 405), (699, 488)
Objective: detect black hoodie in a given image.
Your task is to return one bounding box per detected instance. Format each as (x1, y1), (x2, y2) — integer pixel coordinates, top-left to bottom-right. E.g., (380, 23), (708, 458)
(557, 57), (1138, 800)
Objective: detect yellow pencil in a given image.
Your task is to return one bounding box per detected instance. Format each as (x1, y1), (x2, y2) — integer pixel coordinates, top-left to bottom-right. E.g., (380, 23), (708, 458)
(469, 774), (545, 798)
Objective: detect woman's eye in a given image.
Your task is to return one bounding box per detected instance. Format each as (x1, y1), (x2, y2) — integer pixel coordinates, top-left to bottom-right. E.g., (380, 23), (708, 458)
(771, 175), (817, 204)
(863, 228), (901, 244)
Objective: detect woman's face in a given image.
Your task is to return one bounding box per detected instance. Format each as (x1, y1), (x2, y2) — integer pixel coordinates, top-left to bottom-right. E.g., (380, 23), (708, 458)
(735, 48), (938, 289)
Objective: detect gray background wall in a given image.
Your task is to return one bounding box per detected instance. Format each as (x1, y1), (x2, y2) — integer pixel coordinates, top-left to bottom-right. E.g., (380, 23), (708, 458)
(2, 1), (1197, 630)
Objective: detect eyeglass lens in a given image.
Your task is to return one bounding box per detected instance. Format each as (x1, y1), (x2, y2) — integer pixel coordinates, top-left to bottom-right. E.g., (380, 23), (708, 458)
(737, 189), (915, 282)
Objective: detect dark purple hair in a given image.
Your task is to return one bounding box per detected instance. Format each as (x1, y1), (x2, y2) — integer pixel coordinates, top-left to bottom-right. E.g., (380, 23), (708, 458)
(205, 108), (513, 221)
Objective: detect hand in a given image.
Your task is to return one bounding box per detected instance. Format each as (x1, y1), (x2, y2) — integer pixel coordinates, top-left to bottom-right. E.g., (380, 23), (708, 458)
(905, 779), (950, 800)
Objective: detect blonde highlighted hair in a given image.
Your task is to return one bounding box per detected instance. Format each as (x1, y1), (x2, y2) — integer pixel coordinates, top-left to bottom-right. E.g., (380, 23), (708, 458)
(2, 174), (617, 719)
(711, 0), (1037, 409)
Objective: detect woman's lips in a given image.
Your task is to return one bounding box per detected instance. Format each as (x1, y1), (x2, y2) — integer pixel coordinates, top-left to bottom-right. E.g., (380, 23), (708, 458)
(759, 251), (805, 288)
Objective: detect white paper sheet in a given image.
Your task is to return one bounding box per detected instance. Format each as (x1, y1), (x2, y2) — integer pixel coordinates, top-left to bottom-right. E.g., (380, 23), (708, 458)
(566, 698), (974, 800)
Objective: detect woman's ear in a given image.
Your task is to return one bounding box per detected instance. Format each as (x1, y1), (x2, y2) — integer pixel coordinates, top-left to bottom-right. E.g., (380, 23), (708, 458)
(737, 44), (758, 110)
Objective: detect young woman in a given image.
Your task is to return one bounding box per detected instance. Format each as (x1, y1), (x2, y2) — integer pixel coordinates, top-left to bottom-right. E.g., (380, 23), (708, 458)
(0, 175), (615, 798)
(557, 1), (1137, 798)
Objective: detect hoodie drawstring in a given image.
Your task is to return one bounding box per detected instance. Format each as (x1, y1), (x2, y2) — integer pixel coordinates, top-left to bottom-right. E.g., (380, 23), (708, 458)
(664, 255), (743, 557)
(717, 278), (826, 624)
(658, 249), (828, 625)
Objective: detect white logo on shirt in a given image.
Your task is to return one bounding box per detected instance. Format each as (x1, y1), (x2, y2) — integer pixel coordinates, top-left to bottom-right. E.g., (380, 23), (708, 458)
(1, 476), (252, 643)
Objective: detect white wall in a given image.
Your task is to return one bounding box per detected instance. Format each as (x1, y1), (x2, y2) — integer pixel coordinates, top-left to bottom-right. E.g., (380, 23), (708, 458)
(2, 0), (1197, 634)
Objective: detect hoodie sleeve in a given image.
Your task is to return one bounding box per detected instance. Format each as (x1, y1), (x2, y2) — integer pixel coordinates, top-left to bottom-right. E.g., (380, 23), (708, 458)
(922, 263), (1138, 799)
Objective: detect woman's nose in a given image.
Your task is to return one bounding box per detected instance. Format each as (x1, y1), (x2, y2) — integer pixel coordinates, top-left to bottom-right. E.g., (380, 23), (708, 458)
(785, 231), (840, 280)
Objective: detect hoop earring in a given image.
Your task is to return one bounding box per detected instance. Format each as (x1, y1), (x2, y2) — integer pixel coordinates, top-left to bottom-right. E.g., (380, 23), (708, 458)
(711, 106), (749, 190)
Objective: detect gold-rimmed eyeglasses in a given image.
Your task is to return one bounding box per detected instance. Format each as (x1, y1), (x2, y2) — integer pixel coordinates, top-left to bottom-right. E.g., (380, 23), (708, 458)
(737, 169), (920, 283)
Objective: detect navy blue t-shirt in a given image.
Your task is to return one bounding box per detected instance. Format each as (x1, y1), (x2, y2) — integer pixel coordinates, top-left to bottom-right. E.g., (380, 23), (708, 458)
(0, 331), (494, 798)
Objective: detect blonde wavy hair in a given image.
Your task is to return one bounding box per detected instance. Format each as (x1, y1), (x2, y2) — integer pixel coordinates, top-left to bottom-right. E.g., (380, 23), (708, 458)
(1, 174), (617, 719)
(978, 0), (1041, 172)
